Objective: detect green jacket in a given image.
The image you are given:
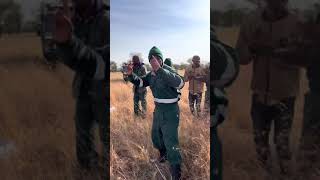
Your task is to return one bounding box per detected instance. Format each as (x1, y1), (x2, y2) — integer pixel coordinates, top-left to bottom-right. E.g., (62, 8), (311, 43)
(128, 64), (184, 104)
(57, 4), (109, 98)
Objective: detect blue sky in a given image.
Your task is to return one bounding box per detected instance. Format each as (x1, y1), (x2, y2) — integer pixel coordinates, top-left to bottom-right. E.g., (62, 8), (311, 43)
(110, 0), (210, 65)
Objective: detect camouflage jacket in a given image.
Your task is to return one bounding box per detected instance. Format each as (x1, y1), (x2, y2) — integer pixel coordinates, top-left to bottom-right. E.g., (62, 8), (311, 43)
(57, 4), (109, 99)
(184, 65), (206, 94)
(132, 64), (147, 93)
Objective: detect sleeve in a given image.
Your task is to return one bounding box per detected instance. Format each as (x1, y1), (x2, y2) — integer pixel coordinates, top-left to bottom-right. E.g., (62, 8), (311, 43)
(236, 20), (254, 65)
(210, 88), (229, 127)
(56, 13), (109, 80)
(127, 73), (150, 87)
(212, 41), (240, 88)
(183, 67), (190, 82)
(156, 68), (185, 89)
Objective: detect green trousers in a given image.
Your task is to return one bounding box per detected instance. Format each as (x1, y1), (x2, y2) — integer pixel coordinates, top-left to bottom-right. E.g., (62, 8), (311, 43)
(211, 127), (223, 180)
(151, 103), (182, 165)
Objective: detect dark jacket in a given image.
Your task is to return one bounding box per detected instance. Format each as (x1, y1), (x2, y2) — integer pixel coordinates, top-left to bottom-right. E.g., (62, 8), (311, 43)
(57, 3), (109, 98)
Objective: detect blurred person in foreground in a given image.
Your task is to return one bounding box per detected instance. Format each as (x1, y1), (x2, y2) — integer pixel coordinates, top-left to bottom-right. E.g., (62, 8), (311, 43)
(211, 25), (239, 180)
(270, 15), (320, 180)
(236, 0), (302, 177)
(53, 0), (109, 178)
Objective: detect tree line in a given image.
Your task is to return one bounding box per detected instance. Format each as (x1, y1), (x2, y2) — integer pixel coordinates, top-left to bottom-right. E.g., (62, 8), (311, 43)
(110, 61), (191, 72)
(212, 1), (320, 27)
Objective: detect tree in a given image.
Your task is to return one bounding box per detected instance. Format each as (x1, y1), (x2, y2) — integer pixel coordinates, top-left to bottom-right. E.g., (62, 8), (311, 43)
(0, 1), (22, 34)
(173, 64), (180, 70)
(110, 61), (118, 72)
(0, 0), (14, 18)
(145, 64), (152, 72)
(180, 63), (188, 70)
(187, 58), (193, 64)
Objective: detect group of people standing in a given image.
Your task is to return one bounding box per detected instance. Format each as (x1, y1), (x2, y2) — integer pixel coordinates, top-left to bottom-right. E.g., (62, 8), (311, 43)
(123, 54), (211, 119)
(40, 0), (319, 179)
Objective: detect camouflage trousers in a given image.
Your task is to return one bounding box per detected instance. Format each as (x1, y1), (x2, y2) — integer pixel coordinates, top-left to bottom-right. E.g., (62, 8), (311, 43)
(74, 92), (109, 178)
(250, 94), (295, 175)
(133, 90), (147, 117)
(188, 92), (202, 116)
(211, 127), (223, 180)
(296, 92), (320, 179)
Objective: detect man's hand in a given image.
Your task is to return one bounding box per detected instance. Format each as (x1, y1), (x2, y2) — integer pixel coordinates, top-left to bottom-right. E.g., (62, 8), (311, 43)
(53, 10), (72, 43)
(127, 63), (133, 75)
(150, 55), (161, 72)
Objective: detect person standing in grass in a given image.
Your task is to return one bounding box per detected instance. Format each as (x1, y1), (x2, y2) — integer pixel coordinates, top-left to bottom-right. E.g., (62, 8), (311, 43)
(126, 46), (184, 180)
(129, 55), (147, 118)
(184, 55), (205, 117)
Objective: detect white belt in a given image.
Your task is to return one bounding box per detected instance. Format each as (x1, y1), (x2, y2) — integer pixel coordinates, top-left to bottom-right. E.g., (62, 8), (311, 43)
(154, 96), (180, 104)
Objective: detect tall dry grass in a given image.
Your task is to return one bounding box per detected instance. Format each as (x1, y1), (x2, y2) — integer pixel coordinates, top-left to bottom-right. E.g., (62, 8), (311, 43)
(110, 72), (210, 180)
(0, 34), (210, 180)
(0, 29), (313, 180)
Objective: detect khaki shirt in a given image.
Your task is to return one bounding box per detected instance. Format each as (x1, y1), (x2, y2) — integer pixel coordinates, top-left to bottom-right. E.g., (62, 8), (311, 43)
(236, 10), (302, 105)
(184, 64), (205, 94)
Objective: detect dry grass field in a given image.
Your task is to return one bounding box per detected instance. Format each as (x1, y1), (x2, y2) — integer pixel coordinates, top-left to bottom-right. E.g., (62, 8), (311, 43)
(0, 28), (314, 180)
(0, 34), (209, 180)
(110, 71), (210, 180)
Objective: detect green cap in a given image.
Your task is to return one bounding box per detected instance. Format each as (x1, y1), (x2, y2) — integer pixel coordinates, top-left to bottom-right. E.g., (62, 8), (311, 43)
(148, 46), (163, 61)
(164, 58), (172, 67)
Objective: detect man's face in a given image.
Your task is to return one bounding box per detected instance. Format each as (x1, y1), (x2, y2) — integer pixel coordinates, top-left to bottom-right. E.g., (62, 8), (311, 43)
(192, 56), (200, 66)
(132, 56), (140, 65)
(265, 0), (288, 12)
(150, 56), (162, 66)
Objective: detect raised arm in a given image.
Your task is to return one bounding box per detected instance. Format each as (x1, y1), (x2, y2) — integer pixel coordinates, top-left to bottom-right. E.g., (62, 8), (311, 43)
(55, 10), (109, 80)
(156, 68), (185, 89)
(126, 65), (150, 87)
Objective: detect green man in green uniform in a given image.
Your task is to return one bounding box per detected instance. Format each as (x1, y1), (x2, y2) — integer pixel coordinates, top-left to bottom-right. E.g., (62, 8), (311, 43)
(126, 46), (184, 180)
